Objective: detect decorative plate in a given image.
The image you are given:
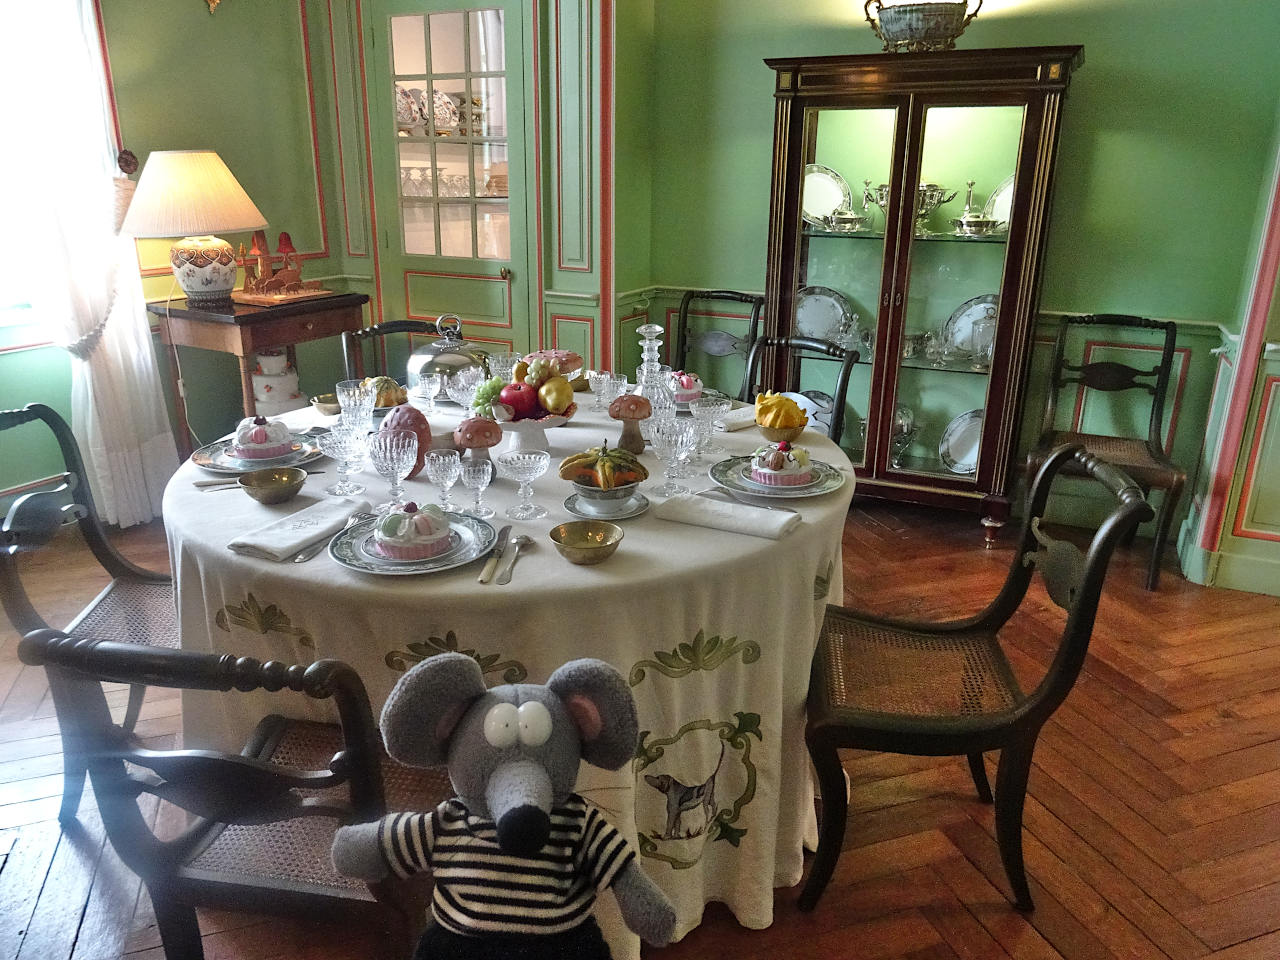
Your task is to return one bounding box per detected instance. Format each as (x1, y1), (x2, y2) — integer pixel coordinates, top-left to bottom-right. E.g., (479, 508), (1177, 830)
(427, 89), (460, 129)
(191, 435), (323, 475)
(939, 409), (983, 475)
(940, 294), (999, 359)
(801, 164), (852, 227)
(795, 286), (856, 342)
(563, 492), (651, 521)
(329, 513), (497, 576)
(982, 175), (1014, 229)
(395, 86), (419, 125)
(708, 457), (847, 500)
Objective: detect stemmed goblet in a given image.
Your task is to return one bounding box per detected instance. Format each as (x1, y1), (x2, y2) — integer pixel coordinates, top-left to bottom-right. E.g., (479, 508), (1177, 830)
(367, 429), (418, 513)
(425, 449), (462, 511)
(317, 425), (369, 497)
(496, 450), (550, 520)
(690, 396), (731, 456)
(335, 379), (376, 433)
(460, 459), (495, 518)
(588, 370), (611, 410)
(648, 418), (695, 497)
(486, 352), (521, 382)
(417, 372), (444, 415)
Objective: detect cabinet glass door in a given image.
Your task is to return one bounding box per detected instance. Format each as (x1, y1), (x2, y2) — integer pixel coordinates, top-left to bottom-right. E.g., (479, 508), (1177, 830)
(888, 104), (1026, 478)
(797, 106), (899, 467)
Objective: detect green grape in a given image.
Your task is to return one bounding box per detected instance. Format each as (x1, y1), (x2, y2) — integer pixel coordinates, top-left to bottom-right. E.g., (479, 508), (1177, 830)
(472, 376), (507, 418)
(525, 358), (555, 387)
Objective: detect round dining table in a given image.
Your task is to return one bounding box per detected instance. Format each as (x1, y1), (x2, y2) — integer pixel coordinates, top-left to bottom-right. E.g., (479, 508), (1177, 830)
(162, 391), (855, 957)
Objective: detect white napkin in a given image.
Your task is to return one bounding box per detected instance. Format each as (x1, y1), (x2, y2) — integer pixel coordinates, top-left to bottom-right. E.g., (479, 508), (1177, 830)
(720, 406), (758, 432)
(653, 493), (800, 539)
(227, 498), (371, 561)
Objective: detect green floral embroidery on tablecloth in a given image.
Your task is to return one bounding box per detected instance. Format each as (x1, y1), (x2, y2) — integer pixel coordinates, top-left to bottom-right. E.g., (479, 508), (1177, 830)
(634, 711), (761, 869)
(385, 630), (528, 684)
(814, 557), (834, 600)
(628, 630), (760, 686)
(214, 593), (313, 648)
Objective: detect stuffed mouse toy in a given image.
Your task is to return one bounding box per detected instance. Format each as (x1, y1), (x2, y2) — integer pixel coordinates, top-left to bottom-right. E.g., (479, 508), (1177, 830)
(332, 652), (677, 960)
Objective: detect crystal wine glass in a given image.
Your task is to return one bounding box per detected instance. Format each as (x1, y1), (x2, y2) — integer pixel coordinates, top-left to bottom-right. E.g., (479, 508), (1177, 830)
(417, 372), (444, 415)
(335, 379), (376, 433)
(496, 450), (550, 520)
(588, 370), (611, 410)
(486, 352), (521, 382)
(367, 429), (418, 513)
(460, 459), (495, 518)
(688, 397), (722, 459)
(317, 426), (369, 497)
(648, 418), (693, 497)
(445, 367), (485, 407)
(424, 449), (462, 511)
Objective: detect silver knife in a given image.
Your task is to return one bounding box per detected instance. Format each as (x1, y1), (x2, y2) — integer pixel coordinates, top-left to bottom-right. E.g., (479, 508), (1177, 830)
(478, 525), (512, 583)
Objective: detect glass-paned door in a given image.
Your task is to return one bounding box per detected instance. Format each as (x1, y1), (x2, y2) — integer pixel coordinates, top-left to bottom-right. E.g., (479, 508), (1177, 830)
(371, 1), (532, 352)
(795, 105), (900, 467)
(888, 103), (1026, 478)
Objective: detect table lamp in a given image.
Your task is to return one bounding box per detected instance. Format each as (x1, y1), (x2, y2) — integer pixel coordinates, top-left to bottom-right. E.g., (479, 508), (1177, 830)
(121, 150), (267, 307)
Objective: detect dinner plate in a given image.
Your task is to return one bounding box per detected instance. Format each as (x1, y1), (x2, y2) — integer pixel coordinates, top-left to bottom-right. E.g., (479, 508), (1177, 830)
(795, 286), (856, 342)
(939, 409), (983, 475)
(191, 435), (323, 475)
(940, 294), (999, 359)
(708, 457), (846, 499)
(563, 492), (651, 521)
(801, 164), (851, 227)
(982, 175), (1014, 229)
(329, 514), (497, 576)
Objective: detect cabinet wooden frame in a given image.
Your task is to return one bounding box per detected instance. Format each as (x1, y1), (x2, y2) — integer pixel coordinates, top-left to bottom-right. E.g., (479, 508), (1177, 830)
(763, 47), (1083, 522)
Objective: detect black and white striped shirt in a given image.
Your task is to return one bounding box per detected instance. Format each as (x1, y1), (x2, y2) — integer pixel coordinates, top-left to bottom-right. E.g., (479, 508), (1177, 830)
(377, 794), (635, 936)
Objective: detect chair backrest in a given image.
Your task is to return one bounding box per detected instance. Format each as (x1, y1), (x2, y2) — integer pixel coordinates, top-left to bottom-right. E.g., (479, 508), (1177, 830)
(673, 290), (764, 402)
(742, 336), (859, 441)
(1, 404), (157, 635)
(17, 629), (385, 884)
(1040, 314), (1178, 453)
(981, 445), (1153, 721)
(342, 319), (439, 379)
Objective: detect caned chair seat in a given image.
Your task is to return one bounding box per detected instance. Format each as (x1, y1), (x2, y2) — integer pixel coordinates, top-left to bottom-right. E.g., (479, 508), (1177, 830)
(67, 579), (178, 648)
(1029, 431), (1180, 491)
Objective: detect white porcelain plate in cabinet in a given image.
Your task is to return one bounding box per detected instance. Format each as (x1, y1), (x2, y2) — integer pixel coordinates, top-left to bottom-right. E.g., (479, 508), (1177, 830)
(802, 164), (851, 227)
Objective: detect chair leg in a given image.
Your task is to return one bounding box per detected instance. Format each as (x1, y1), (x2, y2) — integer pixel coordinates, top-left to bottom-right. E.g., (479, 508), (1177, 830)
(58, 751), (87, 823)
(151, 893), (204, 960)
(798, 737), (846, 912)
(1146, 480), (1183, 592)
(994, 736), (1037, 911)
(967, 752), (993, 803)
(122, 683), (146, 732)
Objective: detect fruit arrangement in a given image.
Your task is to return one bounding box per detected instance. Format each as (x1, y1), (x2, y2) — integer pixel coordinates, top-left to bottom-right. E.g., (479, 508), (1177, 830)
(362, 375), (407, 408)
(472, 356), (577, 421)
(755, 391), (807, 429)
(558, 440), (649, 490)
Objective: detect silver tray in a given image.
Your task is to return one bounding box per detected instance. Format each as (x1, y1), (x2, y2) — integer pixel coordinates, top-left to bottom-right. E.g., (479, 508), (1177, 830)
(801, 164), (851, 227)
(191, 435), (323, 475)
(329, 514), (497, 576)
(939, 409), (983, 475)
(982, 174), (1014, 229)
(795, 285), (856, 343)
(940, 294), (998, 359)
(563, 492), (651, 521)
(708, 457), (846, 500)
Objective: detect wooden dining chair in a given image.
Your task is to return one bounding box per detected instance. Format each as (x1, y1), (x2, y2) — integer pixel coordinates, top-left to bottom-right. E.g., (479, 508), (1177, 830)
(742, 336), (859, 441)
(800, 445), (1152, 913)
(1, 403), (177, 822)
(341, 318), (439, 379)
(673, 289), (764, 402)
(1025, 313), (1185, 590)
(18, 629), (450, 960)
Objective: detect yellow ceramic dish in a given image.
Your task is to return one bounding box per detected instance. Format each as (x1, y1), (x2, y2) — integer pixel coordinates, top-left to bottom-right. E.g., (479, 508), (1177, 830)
(548, 520), (624, 565)
(238, 467), (307, 504)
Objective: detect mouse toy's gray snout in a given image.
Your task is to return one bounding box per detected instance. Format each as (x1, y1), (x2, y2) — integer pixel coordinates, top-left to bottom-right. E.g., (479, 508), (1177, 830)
(486, 758), (555, 855)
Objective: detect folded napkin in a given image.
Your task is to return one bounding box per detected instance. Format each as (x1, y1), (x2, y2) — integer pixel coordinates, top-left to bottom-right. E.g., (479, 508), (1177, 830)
(653, 493), (800, 539)
(227, 498), (371, 561)
(720, 406), (758, 432)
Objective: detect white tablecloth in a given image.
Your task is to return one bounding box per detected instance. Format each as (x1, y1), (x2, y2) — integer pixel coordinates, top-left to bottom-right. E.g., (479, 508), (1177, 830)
(162, 395), (854, 954)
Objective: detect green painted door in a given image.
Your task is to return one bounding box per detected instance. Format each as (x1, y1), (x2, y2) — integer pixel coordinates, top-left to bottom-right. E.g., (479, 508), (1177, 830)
(368, 2), (534, 354)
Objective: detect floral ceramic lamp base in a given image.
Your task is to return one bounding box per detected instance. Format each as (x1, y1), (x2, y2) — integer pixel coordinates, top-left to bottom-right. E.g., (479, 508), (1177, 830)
(171, 235), (238, 306)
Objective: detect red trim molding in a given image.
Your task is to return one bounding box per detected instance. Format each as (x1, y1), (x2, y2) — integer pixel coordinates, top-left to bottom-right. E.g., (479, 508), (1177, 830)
(599, 0), (614, 367)
(0, 474), (65, 501)
(91, 0), (122, 151)
(554, 0), (592, 274)
(551, 313), (596, 370)
(532, 2), (546, 350)
(325, 0), (367, 259)
(1230, 375), (1280, 543)
(354, 0), (384, 322)
(0, 340), (55, 355)
(1069, 340), (1191, 452)
(403, 271), (514, 329)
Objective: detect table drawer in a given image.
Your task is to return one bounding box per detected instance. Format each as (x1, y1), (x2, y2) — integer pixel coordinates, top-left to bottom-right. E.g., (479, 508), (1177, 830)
(244, 307), (362, 350)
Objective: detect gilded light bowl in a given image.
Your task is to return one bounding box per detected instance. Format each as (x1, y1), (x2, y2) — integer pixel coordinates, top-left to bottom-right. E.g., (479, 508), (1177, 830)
(548, 520), (624, 565)
(759, 424), (806, 443)
(311, 393), (342, 416)
(238, 467), (307, 504)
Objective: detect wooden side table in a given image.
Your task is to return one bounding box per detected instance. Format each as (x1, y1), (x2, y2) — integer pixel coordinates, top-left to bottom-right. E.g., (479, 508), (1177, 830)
(146, 294), (368, 457)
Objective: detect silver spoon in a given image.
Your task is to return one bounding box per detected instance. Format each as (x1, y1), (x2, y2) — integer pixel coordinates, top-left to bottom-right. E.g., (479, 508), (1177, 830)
(495, 534), (533, 585)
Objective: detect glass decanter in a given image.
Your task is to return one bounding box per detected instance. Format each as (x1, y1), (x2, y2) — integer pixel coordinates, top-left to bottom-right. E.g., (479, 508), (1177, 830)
(632, 323), (674, 440)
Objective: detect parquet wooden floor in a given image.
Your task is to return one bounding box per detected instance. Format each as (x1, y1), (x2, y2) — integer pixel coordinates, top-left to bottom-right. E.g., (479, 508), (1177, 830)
(1, 504), (1277, 959)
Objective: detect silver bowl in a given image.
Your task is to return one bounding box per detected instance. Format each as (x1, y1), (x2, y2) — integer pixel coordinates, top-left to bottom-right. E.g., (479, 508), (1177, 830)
(571, 481), (640, 514)
(951, 216), (1002, 237)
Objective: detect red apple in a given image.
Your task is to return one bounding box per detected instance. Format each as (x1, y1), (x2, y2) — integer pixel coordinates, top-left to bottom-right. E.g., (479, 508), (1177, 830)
(498, 381), (541, 420)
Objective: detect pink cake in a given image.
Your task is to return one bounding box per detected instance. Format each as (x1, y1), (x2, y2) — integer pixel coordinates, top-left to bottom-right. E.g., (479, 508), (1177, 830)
(670, 370), (703, 404)
(373, 502), (452, 560)
(523, 348), (583, 379)
(232, 416), (294, 459)
(750, 441), (813, 486)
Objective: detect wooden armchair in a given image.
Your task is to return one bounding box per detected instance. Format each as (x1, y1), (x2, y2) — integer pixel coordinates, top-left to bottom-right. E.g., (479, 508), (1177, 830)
(341, 319), (439, 379)
(18, 630), (449, 960)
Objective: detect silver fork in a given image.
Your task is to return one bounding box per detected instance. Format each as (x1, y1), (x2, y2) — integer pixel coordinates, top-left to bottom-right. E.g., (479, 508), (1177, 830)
(289, 511), (373, 563)
(696, 488), (799, 515)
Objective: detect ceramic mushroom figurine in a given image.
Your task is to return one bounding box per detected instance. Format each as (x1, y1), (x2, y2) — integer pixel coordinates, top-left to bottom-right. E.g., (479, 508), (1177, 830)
(609, 394), (651, 455)
(453, 416), (503, 462)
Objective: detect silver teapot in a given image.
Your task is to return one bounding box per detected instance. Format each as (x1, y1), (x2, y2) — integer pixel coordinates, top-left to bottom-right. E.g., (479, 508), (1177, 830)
(405, 314), (491, 393)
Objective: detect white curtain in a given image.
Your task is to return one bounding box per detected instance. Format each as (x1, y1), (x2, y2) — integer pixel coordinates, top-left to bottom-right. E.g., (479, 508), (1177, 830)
(1, 1), (178, 527)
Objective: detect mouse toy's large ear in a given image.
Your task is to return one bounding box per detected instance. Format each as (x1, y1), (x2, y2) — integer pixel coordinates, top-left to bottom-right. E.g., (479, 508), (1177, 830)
(381, 651), (487, 767)
(546, 659), (638, 770)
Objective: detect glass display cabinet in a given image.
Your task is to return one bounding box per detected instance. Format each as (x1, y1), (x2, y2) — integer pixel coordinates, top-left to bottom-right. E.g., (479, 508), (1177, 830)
(762, 47), (1083, 534)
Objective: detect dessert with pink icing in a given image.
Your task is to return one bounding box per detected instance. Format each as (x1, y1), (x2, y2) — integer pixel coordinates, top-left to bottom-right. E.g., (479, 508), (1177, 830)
(670, 370), (703, 403)
(749, 440), (813, 486)
(232, 415), (294, 459)
(373, 502), (453, 560)
(523, 348), (583, 378)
